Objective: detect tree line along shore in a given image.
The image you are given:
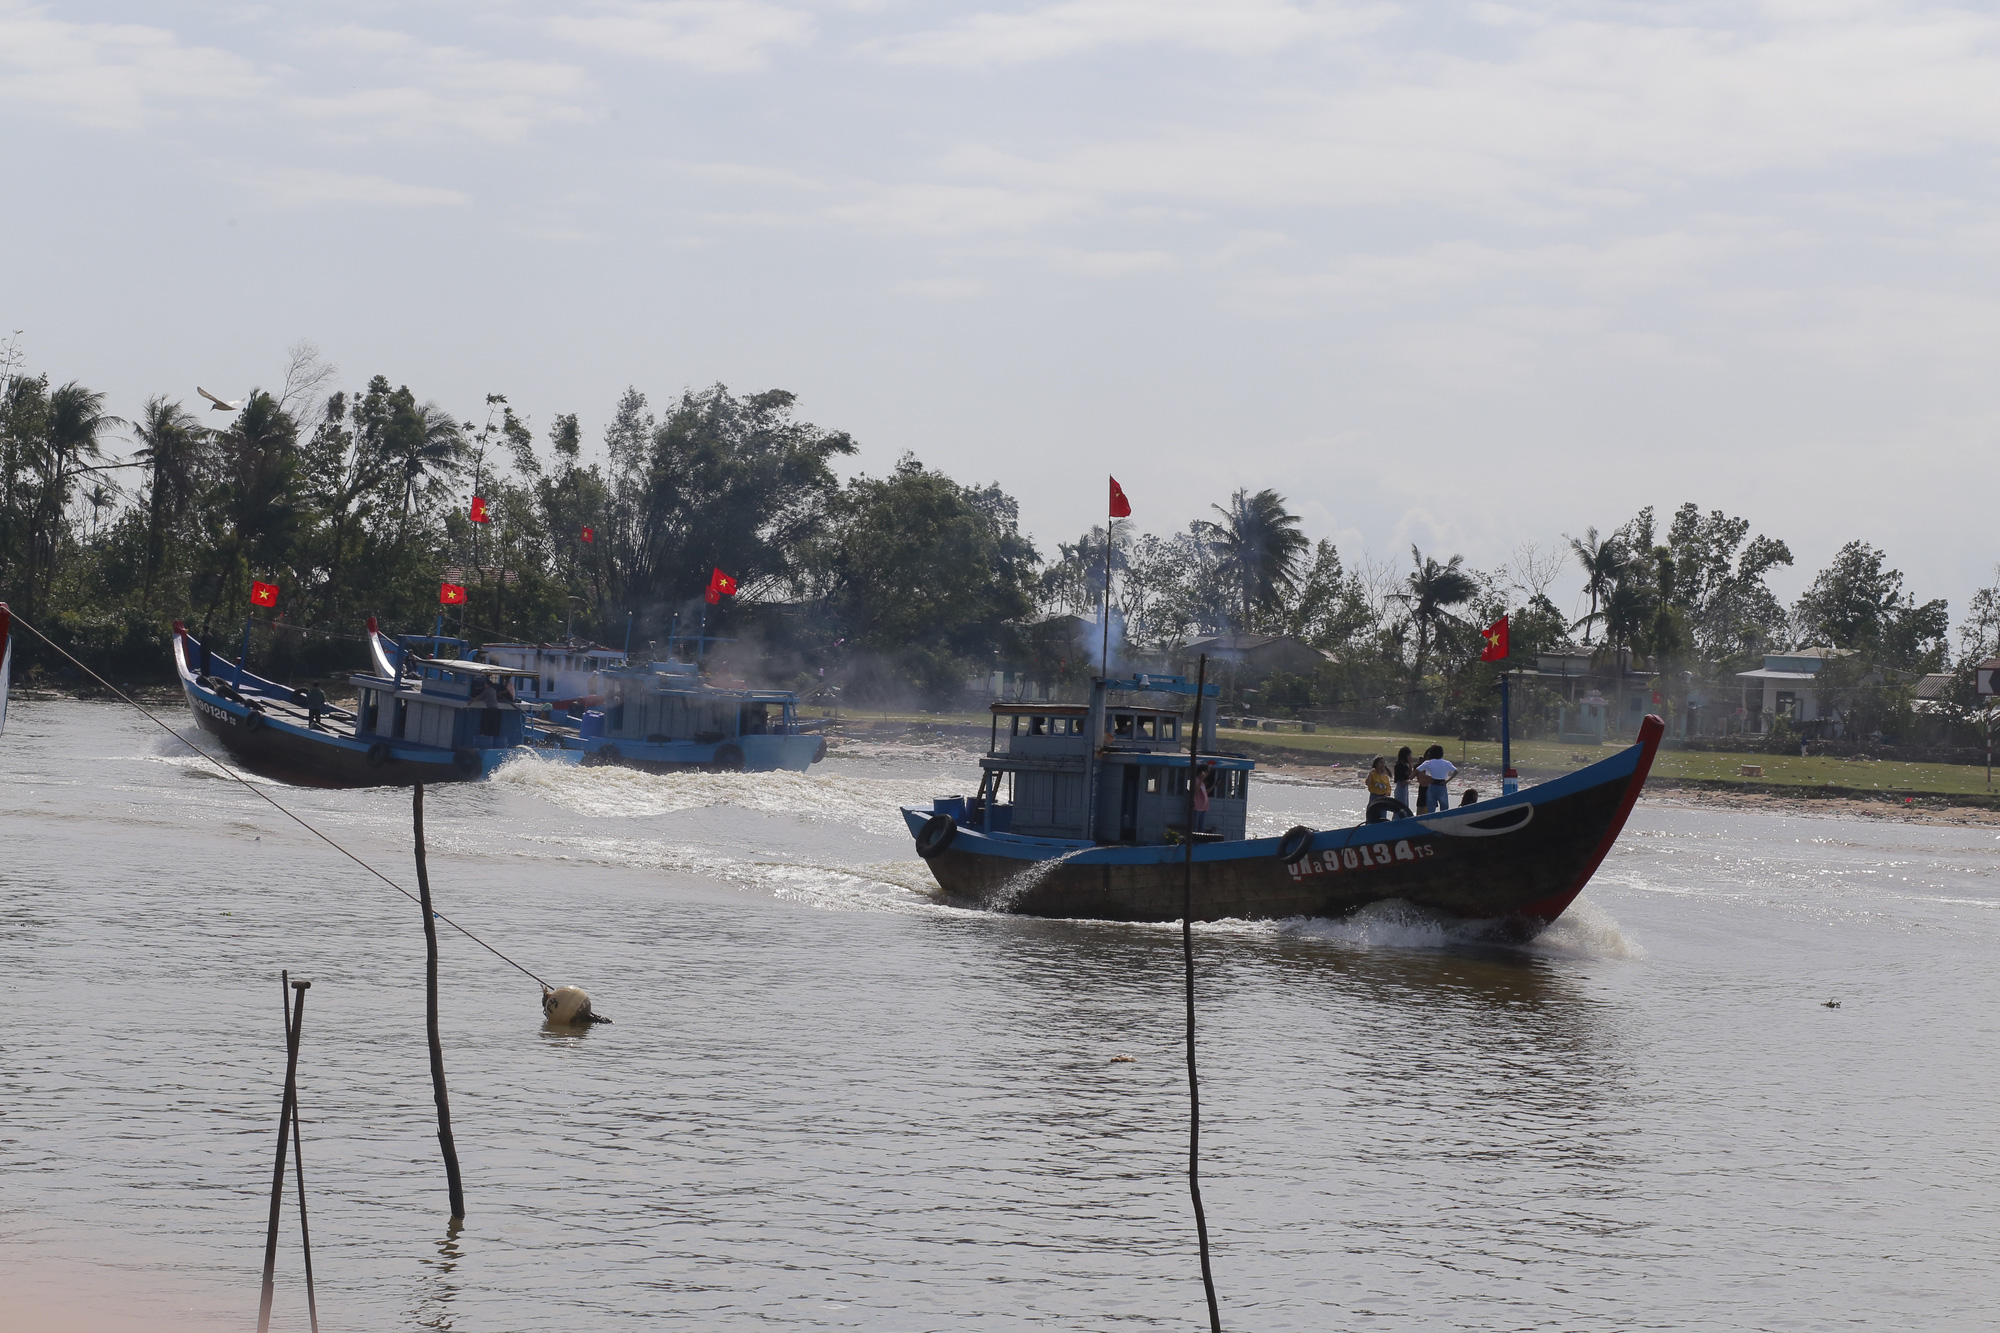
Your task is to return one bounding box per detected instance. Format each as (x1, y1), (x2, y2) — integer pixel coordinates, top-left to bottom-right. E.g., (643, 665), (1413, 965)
(4, 341), (1996, 764)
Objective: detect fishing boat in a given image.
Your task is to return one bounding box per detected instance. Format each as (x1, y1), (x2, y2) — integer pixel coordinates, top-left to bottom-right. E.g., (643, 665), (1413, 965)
(172, 620), (543, 787)
(902, 672), (1663, 933)
(545, 658), (827, 773)
(368, 621), (824, 772)
(365, 621), (627, 712)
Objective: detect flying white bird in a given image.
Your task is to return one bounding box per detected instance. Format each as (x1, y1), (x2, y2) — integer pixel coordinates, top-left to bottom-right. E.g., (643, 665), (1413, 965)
(197, 386), (241, 412)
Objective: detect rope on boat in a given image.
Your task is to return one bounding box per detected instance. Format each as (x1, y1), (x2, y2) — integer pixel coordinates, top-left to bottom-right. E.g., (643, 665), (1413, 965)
(9, 610), (553, 991)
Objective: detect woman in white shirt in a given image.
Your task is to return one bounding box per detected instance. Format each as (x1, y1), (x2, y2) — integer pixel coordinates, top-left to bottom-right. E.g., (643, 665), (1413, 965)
(1416, 745), (1456, 813)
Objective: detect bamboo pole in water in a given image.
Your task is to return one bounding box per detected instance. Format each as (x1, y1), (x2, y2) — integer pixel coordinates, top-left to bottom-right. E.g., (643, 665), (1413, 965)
(1182, 655), (1221, 1331)
(412, 783), (467, 1220)
(257, 974), (308, 1333)
(286, 976), (321, 1333)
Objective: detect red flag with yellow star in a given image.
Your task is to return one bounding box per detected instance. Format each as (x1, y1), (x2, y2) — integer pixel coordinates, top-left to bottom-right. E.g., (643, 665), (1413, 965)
(705, 567), (737, 605)
(468, 496), (491, 524)
(439, 582), (467, 605)
(1479, 614), (1509, 663)
(1109, 476), (1131, 519)
(250, 580), (279, 608)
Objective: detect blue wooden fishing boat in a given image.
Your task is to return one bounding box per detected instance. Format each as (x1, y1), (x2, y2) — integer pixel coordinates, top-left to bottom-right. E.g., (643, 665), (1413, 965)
(368, 621), (825, 773)
(548, 659), (827, 773)
(173, 620), (544, 787)
(903, 672), (1663, 933)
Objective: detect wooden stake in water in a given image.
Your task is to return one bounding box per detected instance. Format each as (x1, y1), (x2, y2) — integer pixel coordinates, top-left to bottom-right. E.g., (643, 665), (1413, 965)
(412, 783), (467, 1221)
(257, 974), (309, 1333)
(1181, 654), (1221, 1331)
(285, 977), (321, 1333)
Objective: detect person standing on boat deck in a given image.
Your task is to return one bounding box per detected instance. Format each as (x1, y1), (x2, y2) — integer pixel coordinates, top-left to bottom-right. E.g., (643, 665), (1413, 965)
(1191, 762), (1212, 832)
(1365, 757), (1407, 823)
(1417, 745), (1457, 813)
(1393, 746), (1413, 811)
(304, 681), (327, 731)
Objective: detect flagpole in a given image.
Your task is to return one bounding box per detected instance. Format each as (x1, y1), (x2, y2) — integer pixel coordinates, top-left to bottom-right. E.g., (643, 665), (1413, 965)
(237, 604), (255, 687)
(1101, 519), (1112, 679)
(1500, 671), (1515, 796)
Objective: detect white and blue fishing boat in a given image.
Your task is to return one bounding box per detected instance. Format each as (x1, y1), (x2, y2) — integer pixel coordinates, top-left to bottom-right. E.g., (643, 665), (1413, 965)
(551, 659), (827, 773)
(903, 672), (1663, 933)
(366, 622), (628, 712)
(173, 619), (544, 787)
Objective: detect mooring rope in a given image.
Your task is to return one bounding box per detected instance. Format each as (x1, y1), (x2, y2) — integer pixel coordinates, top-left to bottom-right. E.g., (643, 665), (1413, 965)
(10, 611), (553, 990)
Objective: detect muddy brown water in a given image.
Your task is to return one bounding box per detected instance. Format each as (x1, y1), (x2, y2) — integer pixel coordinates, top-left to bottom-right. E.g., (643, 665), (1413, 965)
(2, 701), (1995, 1329)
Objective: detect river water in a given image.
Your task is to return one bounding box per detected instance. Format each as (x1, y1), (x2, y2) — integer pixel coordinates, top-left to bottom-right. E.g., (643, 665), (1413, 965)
(2, 700), (1995, 1331)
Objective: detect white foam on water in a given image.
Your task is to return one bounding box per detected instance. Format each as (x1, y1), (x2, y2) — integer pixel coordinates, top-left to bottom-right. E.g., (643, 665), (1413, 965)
(1240, 894), (1644, 960)
(488, 752), (947, 837)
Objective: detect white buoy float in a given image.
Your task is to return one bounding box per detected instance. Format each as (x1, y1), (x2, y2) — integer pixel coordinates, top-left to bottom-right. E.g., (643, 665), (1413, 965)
(542, 985), (609, 1026)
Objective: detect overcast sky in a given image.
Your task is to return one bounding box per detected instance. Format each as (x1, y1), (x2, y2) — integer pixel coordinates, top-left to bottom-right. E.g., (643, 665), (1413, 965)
(4, 0), (1996, 628)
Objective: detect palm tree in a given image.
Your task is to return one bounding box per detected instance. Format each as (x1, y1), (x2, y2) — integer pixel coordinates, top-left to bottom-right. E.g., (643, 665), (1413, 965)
(27, 382), (122, 613)
(394, 401), (466, 531)
(1393, 545), (1479, 690)
(1196, 488), (1309, 633)
(132, 396), (210, 607)
(214, 392), (301, 595)
(1566, 527), (1626, 645)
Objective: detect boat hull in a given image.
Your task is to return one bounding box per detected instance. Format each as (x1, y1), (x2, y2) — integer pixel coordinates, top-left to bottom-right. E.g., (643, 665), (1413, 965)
(905, 716), (1662, 930)
(173, 630), (534, 789)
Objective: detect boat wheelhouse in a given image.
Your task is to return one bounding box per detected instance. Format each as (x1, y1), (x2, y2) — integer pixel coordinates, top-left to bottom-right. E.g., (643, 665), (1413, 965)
(547, 659), (827, 773)
(173, 621), (543, 787)
(475, 640), (627, 710)
(971, 691), (1251, 843)
(904, 671), (1665, 933)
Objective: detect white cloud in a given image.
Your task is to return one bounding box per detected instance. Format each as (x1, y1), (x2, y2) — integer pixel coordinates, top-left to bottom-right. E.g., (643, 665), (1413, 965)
(868, 0), (1381, 66)
(919, 4), (2000, 220)
(252, 168), (470, 209)
(284, 26), (593, 142)
(827, 182), (1089, 235)
(0, 3), (265, 130)
(895, 276), (986, 298)
(549, 1), (815, 72)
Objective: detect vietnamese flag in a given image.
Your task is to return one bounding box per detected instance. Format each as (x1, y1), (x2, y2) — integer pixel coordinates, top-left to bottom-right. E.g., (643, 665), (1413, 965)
(705, 567), (737, 605)
(439, 582), (467, 605)
(250, 580), (279, 608)
(1479, 614), (1510, 663)
(580, 525), (594, 544)
(468, 496), (491, 524)
(1109, 476), (1132, 519)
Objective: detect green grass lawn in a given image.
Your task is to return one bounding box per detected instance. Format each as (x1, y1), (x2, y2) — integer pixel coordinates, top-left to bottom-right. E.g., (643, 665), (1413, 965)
(832, 706), (2000, 801)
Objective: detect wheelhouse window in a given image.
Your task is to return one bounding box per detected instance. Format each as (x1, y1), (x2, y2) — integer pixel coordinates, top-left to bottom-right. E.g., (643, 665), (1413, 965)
(1112, 713), (1135, 737)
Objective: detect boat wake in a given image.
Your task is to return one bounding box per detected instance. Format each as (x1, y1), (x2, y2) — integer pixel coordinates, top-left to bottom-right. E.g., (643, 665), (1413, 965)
(1266, 895), (1645, 960)
(488, 753), (942, 838)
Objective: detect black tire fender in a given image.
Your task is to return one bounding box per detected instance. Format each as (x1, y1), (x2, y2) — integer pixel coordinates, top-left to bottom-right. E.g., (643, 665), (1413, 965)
(243, 710), (267, 732)
(290, 688), (310, 706)
(714, 743), (744, 771)
(1277, 825), (1316, 862)
(365, 741), (393, 768)
(811, 737), (827, 764)
(453, 748), (483, 777)
(916, 813), (958, 859)
(594, 743), (621, 766)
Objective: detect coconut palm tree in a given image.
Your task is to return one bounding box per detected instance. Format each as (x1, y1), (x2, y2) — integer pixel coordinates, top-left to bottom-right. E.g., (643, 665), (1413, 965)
(1196, 487), (1309, 633)
(132, 395), (210, 607)
(1393, 545), (1479, 690)
(1566, 527), (1626, 645)
(394, 401), (467, 531)
(26, 382), (122, 613)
